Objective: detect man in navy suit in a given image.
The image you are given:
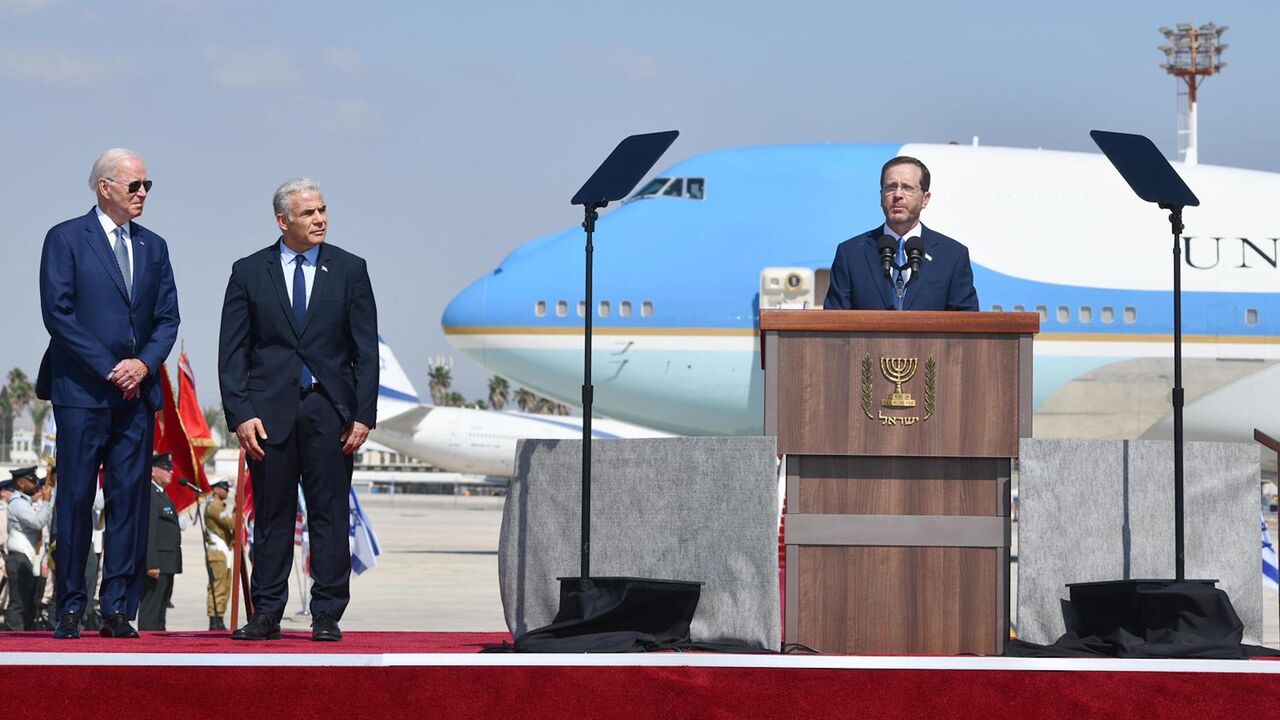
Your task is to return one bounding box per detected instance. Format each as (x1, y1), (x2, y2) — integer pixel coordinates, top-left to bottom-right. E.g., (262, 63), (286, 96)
(219, 178), (378, 642)
(824, 156), (979, 311)
(37, 148), (180, 639)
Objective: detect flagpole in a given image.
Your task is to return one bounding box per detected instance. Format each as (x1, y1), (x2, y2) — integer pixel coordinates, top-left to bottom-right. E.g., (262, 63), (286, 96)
(230, 450), (252, 630)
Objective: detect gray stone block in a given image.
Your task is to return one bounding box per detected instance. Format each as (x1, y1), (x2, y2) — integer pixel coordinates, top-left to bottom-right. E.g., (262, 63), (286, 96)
(1018, 438), (1261, 645)
(498, 436), (780, 649)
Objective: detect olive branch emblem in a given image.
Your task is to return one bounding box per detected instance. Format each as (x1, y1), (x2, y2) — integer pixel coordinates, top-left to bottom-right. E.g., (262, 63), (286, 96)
(861, 354), (874, 418)
(923, 355), (937, 420)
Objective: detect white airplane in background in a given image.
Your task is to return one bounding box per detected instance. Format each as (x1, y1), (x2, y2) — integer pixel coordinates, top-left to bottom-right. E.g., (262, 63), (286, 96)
(371, 337), (668, 477)
(438, 142), (1280, 454)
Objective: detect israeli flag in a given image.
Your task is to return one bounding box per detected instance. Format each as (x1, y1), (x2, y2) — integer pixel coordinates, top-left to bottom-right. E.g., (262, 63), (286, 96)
(1263, 514), (1278, 594)
(349, 486), (381, 575)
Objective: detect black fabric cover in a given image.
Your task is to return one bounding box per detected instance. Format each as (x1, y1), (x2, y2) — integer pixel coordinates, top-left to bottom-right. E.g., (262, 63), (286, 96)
(1006, 579), (1280, 658)
(513, 576), (701, 653)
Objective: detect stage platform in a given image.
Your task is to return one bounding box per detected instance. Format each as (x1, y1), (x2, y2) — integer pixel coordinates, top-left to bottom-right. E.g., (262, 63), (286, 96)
(3, 631), (1279, 719)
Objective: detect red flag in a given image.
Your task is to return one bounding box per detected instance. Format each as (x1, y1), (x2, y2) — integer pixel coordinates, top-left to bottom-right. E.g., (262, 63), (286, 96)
(152, 362), (210, 512)
(177, 351), (217, 463)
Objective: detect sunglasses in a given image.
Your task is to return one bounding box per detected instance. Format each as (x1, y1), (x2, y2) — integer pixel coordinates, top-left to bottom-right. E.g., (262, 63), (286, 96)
(105, 177), (154, 194)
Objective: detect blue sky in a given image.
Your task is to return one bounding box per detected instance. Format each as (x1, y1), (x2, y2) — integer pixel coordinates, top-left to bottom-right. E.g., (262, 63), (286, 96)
(3, 0), (1277, 408)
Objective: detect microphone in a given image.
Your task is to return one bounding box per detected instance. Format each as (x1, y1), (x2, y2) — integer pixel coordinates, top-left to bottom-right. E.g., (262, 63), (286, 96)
(180, 479), (206, 494)
(876, 234), (897, 280)
(904, 236), (925, 274)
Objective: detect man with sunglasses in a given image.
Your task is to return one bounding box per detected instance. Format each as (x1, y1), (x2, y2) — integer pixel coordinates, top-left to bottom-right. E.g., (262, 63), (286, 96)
(824, 155), (978, 311)
(36, 148), (180, 640)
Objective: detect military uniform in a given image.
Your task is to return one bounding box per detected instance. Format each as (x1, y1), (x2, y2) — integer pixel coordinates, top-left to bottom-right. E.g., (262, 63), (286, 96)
(204, 482), (235, 630)
(138, 472), (182, 631)
(5, 468), (52, 631)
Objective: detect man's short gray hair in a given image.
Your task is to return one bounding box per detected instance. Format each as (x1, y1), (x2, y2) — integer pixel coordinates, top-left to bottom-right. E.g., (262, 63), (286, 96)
(273, 177), (323, 220)
(88, 148), (143, 192)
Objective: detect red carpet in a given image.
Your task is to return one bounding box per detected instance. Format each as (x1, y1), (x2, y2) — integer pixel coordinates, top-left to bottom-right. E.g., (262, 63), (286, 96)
(3, 631), (1279, 719)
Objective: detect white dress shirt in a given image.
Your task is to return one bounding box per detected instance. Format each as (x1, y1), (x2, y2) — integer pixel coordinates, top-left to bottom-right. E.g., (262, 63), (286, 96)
(96, 205), (133, 281)
(6, 493), (51, 565)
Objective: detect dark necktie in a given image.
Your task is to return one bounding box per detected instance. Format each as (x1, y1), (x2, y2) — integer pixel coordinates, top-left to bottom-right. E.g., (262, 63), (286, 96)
(893, 238), (906, 310)
(113, 227), (132, 300)
(293, 255), (313, 388)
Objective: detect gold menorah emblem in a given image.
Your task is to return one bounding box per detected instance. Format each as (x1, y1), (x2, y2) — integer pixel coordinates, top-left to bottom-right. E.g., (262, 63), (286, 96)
(880, 357), (918, 408)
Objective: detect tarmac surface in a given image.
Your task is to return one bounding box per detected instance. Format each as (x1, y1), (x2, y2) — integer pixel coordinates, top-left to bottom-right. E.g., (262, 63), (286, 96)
(157, 493), (1279, 647)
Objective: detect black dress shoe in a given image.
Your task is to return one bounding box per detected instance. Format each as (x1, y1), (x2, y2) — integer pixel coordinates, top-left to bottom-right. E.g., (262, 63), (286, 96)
(52, 613), (82, 640)
(311, 613), (342, 642)
(231, 613), (281, 641)
(99, 613), (140, 638)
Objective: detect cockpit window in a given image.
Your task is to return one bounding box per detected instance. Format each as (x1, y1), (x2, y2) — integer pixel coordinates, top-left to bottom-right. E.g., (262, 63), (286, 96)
(628, 177), (706, 202)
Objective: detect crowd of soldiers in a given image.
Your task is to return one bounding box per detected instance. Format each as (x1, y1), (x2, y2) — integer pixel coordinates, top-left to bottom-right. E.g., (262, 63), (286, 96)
(1, 456), (236, 632)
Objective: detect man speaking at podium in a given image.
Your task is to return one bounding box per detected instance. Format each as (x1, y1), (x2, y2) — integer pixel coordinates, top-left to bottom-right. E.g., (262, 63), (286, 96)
(824, 156), (978, 311)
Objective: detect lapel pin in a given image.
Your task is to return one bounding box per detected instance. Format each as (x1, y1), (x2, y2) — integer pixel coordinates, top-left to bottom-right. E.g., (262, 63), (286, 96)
(321, 265), (329, 272)
(924, 253), (933, 261)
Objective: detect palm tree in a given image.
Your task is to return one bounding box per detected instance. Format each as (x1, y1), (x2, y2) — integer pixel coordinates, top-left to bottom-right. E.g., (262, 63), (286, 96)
(29, 401), (51, 458)
(472, 399), (488, 410)
(204, 406), (231, 447)
(514, 388), (536, 413)
(443, 391), (466, 407)
(428, 365), (452, 406)
(488, 376), (510, 411)
(2, 368), (33, 463)
(555, 403), (571, 416)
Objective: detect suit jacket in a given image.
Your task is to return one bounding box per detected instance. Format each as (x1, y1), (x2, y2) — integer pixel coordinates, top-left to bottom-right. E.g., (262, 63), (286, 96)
(823, 224), (979, 311)
(146, 484), (182, 574)
(37, 208), (181, 409)
(218, 241), (379, 442)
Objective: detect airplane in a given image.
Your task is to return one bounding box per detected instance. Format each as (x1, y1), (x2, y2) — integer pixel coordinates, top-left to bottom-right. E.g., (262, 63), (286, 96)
(439, 141), (1280, 450)
(370, 336), (669, 477)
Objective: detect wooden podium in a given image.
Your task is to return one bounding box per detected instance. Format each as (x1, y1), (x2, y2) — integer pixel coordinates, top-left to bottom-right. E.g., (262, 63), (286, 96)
(761, 309), (1038, 655)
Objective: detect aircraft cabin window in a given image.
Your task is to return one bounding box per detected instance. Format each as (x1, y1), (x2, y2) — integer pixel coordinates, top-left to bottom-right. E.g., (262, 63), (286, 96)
(620, 301), (632, 318)
(1079, 306), (1092, 323)
(662, 179), (685, 197)
(599, 301), (610, 317)
(687, 178), (705, 200)
(1013, 305), (1025, 312)
(990, 304), (1003, 312)
(577, 301), (586, 318)
(535, 301), (547, 317)
(1247, 309), (1259, 326)
(1057, 306), (1070, 323)
(632, 178), (669, 199)
(556, 300), (568, 317)
(1124, 306), (1137, 323)
(1101, 306), (1115, 324)
(1036, 305), (1048, 322)
(641, 301), (654, 318)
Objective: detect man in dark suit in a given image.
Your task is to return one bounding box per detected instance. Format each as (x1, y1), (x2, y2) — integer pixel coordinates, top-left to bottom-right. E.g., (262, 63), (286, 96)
(38, 148), (180, 639)
(139, 453), (182, 631)
(219, 178), (378, 642)
(824, 156), (979, 311)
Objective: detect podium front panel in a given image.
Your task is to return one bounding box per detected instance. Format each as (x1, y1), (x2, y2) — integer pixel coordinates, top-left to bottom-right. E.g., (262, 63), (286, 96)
(770, 331), (1022, 457)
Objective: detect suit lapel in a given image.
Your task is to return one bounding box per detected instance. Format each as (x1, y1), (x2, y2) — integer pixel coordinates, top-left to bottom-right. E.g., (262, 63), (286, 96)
(300, 244), (331, 336)
(858, 229), (896, 310)
(903, 225), (941, 311)
(127, 222), (147, 308)
(83, 210), (130, 304)
(265, 243), (301, 337)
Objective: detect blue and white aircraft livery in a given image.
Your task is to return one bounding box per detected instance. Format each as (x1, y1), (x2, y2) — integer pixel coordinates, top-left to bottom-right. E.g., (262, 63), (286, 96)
(439, 142), (1280, 452)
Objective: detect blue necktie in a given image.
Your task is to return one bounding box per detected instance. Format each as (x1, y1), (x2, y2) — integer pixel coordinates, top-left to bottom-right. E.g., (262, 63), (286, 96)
(292, 255), (313, 388)
(893, 238), (907, 310)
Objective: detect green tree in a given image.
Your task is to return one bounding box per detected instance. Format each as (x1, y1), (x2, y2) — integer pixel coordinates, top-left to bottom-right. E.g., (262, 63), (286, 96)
(514, 388), (536, 413)
(428, 365), (452, 406)
(487, 375), (510, 411)
(204, 406), (232, 448)
(1, 368), (34, 463)
(471, 399), (488, 410)
(443, 391), (466, 407)
(29, 401), (51, 459)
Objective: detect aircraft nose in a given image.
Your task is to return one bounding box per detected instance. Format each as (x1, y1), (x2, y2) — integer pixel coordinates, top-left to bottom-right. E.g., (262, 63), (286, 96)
(442, 272), (489, 333)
